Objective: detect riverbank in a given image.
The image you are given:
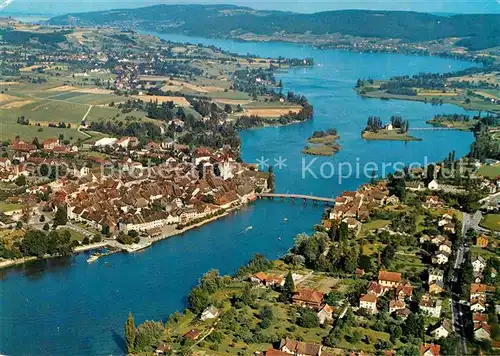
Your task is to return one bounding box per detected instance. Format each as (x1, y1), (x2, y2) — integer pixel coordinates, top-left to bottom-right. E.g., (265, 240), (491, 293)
(355, 83), (500, 114)
(0, 241), (109, 270)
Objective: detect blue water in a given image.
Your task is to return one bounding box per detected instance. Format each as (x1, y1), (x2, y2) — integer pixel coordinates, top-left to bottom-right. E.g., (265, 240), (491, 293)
(0, 34), (477, 355)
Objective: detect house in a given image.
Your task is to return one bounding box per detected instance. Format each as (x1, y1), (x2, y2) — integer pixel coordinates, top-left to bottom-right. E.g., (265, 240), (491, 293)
(474, 322), (491, 340)
(420, 343), (440, 356)
(396, 282), (413, 300)
(395, 308), (411, 320)
(183, 329), (201, 340)
(94, 137), (117, 147)
(250, 272), (284, 287)
(419, 295), (442, 318)
(476, 234), (489, 248)
(317, 304), (333, 325)
(200, 305), (219, 321)
(432, 251), (449, 265)
(470, 298), (486, 313)
(155, 344), (172, 355)
(279, 338), (322, 356)
(472, 256), (486, 273)
(0, 157), (12, 168)
(367, 281), (385, 297)
(43, 138), (59, 150)
(430, 235), (446, 246)
(266, 348), (293, 356)
(438, 240), (452, 254)
(359, 294), (378, 313)
(378, 270), (401, 289)
(429, 280), (445, 295)
(428, 180), (439, 191)
(431, 319), (453, 339)
(193, 147), (212, 165)
(470, 283), (495, 299)
(407, 181), (425, 191)
(423, 196), (444, 209)
(292, 289), (324, 310)
(389, 299), (406, 313)
(386, 195), (400, 205)
(428, 268), (444, 284)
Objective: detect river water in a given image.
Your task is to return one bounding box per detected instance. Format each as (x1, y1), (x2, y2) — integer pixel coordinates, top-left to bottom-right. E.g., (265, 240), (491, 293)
(0, 33), (477, 355)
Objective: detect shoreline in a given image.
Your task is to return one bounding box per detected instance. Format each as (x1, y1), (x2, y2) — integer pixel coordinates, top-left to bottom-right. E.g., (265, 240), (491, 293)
(0, 241), (109, 270)
(143, 30), (484, 66)
(0, 204), (249, 270)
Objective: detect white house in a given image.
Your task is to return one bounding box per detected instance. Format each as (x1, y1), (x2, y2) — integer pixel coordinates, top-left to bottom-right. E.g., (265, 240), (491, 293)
(432, 251), (450, 265)
(94, 137), (117, 148)
(428, 268), (444, 284)
(472, 256), (487, 274)
(359, 294), (378, 314)
(474, 322), (491, 340)
(428, 179), (439, 190)
(438, 240), (452, 255)
(419, 296), (442, 318)
(317, 304), (333, 325)
(200, 305), (219, 321)
(431, 319), (452, 339)
(470, 299), (486, 313)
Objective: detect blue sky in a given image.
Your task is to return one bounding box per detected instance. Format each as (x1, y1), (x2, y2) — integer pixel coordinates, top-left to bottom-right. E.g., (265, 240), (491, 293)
(2, 0), (499, 15)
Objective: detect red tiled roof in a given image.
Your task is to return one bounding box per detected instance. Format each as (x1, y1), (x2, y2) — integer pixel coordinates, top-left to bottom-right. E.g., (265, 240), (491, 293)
(420, 343), (440, 356)
(292, 289), (324, 304)
(379, 270), (402, 283)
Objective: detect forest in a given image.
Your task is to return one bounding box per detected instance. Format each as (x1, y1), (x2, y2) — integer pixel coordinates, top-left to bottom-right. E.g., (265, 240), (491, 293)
(48, 5), (500, 50)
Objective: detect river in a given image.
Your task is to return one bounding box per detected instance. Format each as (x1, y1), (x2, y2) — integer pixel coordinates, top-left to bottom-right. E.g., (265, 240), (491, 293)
(0, 33), (477, 355)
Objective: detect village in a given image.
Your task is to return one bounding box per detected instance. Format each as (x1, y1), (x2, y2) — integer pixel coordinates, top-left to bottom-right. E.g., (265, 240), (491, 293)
(0, 133), (271, 263)
(122, 165), (500, 356)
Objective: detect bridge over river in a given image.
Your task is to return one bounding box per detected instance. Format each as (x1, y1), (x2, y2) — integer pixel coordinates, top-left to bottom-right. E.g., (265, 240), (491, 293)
(256, 193), (336, 205)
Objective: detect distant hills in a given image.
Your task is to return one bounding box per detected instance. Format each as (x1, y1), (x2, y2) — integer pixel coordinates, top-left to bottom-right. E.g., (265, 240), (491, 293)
(48, 4), (500, 50)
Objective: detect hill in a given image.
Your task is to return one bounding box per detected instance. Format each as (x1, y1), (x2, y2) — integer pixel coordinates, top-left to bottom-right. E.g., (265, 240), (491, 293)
(48, 5), (500, 50)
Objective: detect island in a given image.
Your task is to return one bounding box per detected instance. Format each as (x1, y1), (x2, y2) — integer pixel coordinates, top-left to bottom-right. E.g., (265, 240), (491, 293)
(362, 116), (422, 141)
(302, 129), (341, 156)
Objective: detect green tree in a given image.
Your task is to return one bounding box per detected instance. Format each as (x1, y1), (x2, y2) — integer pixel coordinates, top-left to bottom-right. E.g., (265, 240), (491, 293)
(133, 320), (164, 352)
(188, 287), (209, 314)
(53, 207), (67, 226)
(404, 313), (425, 340)
(15, 175), (26, 186)
(297, 308), (319, 328)
(279, 271), (295, 302)
(200, 269), (221, 294)
(125, 312), (136, 354)
(43, 223), (50, 231)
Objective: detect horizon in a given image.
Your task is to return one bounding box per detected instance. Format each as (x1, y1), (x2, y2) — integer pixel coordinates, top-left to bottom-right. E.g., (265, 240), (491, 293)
(1, 0), (499, 16)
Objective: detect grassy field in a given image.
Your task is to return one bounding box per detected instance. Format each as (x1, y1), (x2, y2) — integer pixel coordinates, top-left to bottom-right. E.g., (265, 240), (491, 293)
(477, 164), (500, 179)
(302, 145), (338, 156)
(480, 214), (500, 232)
(0, 202), (23, 212)
(362, 130), (422, 141)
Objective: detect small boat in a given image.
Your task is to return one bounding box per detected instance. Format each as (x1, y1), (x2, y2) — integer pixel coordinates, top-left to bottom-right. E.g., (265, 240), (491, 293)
(246, 226), (253, 231)
(87, 253), (100, 263)
(283, 218), (288, 221)
(278, 237), (282, 241)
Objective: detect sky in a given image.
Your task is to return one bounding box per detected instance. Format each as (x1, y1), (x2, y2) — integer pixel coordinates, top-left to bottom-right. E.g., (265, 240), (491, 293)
(2, 0), (499, 15)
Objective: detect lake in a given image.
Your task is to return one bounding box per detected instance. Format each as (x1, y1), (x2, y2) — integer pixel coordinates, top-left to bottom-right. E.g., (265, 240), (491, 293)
(0, 33), (476, 355)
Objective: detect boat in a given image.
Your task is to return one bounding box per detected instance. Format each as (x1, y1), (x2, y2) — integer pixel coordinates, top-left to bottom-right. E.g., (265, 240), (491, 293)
(283, 218), (288, 221)
(86, 253), (100, 263)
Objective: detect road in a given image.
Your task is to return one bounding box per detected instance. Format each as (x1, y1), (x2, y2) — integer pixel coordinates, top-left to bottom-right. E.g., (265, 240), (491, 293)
(451, 213), (472, 354)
